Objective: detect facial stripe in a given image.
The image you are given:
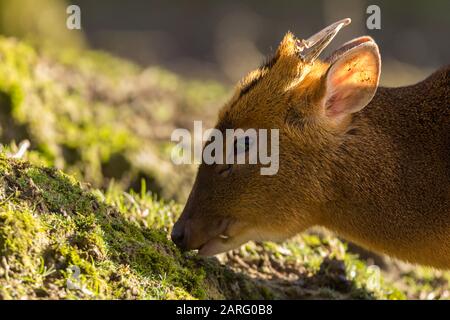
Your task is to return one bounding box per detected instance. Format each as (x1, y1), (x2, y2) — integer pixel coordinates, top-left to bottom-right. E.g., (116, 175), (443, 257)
(237, 53), (279, 99)
(260, 52), (279, 70)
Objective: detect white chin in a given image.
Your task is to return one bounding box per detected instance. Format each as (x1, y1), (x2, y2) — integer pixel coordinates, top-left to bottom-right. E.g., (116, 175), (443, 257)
(197, 237), (244, 256)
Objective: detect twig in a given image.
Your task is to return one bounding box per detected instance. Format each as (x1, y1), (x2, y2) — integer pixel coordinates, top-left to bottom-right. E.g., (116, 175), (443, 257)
(10, 140), (31, 159)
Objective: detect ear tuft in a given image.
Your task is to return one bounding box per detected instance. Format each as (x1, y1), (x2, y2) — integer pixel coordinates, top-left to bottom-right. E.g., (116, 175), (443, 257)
(322, 38), (381, 121)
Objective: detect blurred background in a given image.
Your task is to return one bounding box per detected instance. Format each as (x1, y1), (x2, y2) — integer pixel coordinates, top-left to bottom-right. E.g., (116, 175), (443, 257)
(1, 0), (449, 86)
(0, 0), (449, 201)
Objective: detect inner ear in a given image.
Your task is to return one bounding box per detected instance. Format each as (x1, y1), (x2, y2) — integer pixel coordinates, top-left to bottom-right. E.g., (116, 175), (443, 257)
(322, 37), (381, 121)
(325, 36), (375, 64)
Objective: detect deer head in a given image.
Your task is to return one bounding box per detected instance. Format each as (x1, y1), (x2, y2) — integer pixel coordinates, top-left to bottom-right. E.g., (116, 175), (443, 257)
(171, 18), (381, 256)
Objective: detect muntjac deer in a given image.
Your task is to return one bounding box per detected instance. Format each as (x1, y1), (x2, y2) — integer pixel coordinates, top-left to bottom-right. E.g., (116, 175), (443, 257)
(171, 19), (450, 269)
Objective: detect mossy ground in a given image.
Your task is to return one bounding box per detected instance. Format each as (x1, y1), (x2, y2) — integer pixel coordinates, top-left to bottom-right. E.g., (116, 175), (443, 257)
(0, 155), (277, 299)
(1, 155), (448, 299)
(0, 36), (226, 201)
(0, 37), (448, 300)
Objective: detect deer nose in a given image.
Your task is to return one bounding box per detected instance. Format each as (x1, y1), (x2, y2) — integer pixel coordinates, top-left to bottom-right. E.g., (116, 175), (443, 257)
(171, 221), (187, 250)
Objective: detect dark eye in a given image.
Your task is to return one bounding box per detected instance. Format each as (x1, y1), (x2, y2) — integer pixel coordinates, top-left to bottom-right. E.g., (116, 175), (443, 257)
(234, 136), (251, 154)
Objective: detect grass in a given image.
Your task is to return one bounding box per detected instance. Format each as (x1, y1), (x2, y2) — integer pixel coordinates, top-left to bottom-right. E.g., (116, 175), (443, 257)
(0, 155), (288, 299)
(2, 154), (447, 300)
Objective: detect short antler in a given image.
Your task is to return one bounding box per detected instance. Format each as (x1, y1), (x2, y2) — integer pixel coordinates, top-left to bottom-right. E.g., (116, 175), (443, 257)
(297, 18), (351, 64)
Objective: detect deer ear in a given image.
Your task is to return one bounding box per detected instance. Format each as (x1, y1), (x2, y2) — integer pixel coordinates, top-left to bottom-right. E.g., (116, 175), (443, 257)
(322, 37), (380, 121)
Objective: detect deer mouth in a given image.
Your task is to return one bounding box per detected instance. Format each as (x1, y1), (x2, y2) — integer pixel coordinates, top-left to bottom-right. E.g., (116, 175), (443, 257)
(196, 220), (256, 256)
(196, 220), (234, 256)
(197, 234), (234, 256)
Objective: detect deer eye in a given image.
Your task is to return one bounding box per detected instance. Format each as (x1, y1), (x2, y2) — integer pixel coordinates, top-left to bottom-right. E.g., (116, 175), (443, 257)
(234, 136), (252, 154)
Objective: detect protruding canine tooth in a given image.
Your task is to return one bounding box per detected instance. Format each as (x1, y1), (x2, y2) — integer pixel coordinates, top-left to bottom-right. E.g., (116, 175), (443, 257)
(219, 234), (229, 240)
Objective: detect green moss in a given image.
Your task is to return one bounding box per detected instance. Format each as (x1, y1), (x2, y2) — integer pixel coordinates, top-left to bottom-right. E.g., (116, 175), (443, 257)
(0, 207), (42, 260)
(0, 155), (280, 299)
(0, 37), (139, 188)
(0, 36), (228, 201)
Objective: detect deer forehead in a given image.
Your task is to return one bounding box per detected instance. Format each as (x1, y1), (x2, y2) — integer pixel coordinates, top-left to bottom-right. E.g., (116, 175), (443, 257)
(218, 55), (329, 128)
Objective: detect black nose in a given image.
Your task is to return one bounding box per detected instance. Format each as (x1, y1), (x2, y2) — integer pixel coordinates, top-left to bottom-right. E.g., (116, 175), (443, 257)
(171, 222), (186, 249)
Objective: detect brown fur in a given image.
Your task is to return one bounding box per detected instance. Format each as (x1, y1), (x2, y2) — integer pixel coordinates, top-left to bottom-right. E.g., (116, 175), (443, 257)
(172, 32), (450, 269)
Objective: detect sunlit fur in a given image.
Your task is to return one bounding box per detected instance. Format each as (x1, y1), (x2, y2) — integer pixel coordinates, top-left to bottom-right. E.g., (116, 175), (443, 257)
(175, 32), (450, 268)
